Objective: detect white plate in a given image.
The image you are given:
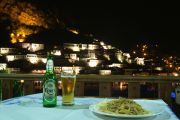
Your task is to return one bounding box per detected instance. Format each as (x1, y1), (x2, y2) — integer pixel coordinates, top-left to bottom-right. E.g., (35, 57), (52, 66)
(89, 99), (165, 118)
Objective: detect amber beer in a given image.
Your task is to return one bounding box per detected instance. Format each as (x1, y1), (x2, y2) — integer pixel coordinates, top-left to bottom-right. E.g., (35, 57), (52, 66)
(61, 68), (76, 105)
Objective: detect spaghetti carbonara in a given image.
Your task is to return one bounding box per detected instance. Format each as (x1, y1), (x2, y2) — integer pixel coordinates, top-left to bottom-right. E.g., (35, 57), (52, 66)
(98, 98), (149, 115)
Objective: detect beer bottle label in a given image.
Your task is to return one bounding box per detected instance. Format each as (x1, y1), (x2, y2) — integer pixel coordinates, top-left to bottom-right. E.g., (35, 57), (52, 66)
(44, 79), (56, 102)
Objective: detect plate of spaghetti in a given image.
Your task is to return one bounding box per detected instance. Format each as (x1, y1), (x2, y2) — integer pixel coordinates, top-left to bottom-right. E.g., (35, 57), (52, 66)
(89, 98), (165, 118)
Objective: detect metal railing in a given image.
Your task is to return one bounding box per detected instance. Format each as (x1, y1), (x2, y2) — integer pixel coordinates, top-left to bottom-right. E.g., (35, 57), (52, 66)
(0, 73), (180, 104)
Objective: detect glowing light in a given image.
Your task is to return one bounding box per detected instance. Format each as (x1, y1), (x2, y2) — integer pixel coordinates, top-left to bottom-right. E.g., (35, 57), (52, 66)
(0, 63), (7, 70)
(102, 45), (108, 49)
(119, 82), (123, 90)
(22, 34), (26, 37)
(18, 38), (25, 42)
(10, 31), (26, 44)
(109, 63), (123, 68)
(172, 72), (178, 76)
(10, 33), (15, 38)
(123, 53), (130, 58)
(119, 82), (128, 91)
(169, 64), (173, 68)
(99, 70), (111, 75)
(11, 38), (17, 44)
(104, 54), (110, 60)
(81, 44), (87, 50)
(88, 60), (98, 67)
(135, 57), (144, 65)
(20, 80), (24, 83)
(29, 58), (38, 64)
(143, 45), (147, 49)
(67, 28), (79, 34)
(100, 41), (105, 46)
(52, 51), (61, 56)
(72, 46), (80, 51)
(88, 44), (96, 50)
(32, 70), (46, 74)
(6, 55), (15, 61)
(107, 45), (112, 49)
(127, 59), (132, 64)
(41, 58), (47, 63)
(72, 30), (79, 34)
(154, 67), (163, 71)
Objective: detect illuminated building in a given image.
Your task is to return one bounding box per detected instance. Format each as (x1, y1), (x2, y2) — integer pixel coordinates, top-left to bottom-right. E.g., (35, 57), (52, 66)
(21, 43), (44, 52)
(0, 48), (16, 55)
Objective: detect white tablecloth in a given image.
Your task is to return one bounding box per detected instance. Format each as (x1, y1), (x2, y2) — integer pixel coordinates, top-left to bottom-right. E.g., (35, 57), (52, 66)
(0, 93), (179, 120)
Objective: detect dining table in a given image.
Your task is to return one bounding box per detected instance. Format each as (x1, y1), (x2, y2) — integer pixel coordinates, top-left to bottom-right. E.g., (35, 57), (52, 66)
(0, 93), (179, 120)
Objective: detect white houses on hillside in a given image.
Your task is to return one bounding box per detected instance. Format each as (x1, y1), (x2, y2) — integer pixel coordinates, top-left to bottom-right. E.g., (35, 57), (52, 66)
(64, 43), (100, 52)
(135, 57), (145, 66)
(6, 54), (46, 64)
(0, 48), (16, 55)
(6, 55), (25, 62)
(21, 43), (44, 52)
(64, 43), (80, 52)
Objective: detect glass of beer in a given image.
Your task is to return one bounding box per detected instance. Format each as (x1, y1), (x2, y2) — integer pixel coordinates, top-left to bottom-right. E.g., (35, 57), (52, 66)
(61, 68), (76, 106)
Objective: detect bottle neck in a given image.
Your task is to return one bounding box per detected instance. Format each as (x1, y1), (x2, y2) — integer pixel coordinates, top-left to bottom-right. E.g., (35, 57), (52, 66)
(46, 59), (54, 73)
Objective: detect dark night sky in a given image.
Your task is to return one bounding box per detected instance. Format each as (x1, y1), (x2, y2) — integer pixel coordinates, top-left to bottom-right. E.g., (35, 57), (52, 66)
(2, 0), (180, 54)
(39, 0), (180, 54)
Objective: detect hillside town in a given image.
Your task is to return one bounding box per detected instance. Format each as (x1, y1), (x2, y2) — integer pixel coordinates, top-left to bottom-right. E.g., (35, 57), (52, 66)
(0, 29), (179, 76)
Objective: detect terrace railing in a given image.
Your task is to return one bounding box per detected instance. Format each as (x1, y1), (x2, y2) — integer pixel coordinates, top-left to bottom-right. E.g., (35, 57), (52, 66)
(0, 73), (180, 105)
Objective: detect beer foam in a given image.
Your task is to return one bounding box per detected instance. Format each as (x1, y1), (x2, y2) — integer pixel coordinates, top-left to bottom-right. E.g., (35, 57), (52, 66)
(61, 75), (76, 78)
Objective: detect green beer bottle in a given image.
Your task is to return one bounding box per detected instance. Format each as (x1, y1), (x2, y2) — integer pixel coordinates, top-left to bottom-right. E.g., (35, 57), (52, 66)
(43, 52), (57, 107)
